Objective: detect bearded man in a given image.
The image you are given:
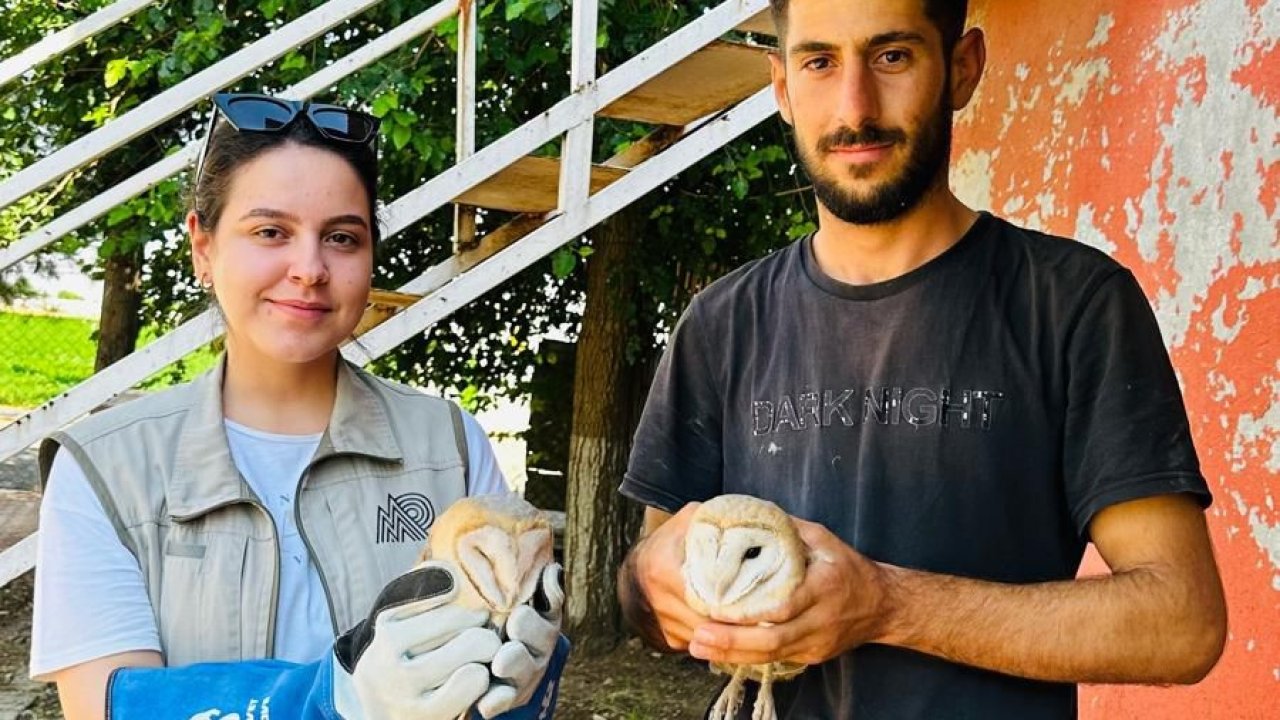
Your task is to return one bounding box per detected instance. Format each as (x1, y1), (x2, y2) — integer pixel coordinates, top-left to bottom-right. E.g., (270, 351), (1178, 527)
(616, 0), (1227, 717)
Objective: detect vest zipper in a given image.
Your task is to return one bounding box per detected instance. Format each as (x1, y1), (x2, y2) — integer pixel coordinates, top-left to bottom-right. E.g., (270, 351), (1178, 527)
(259, 496), (282, 658)
(295, 470), (340, 637)
(181, 495), (281, 658)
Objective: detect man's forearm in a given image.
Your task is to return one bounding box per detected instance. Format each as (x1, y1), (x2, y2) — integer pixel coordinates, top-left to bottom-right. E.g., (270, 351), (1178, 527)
(876, 563), (1226, 684)
(617, 541), (680, 653)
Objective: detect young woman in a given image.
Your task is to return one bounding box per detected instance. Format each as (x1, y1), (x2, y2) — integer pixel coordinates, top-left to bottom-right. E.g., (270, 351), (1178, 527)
(30, 93), (565, 720)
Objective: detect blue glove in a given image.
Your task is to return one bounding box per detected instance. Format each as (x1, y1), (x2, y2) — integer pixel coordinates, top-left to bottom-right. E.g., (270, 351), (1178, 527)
(107, 563), (492, 719)
(107, 562), (570, 720)
(110, 655), (336, 720)
(109, 639), (569, 720)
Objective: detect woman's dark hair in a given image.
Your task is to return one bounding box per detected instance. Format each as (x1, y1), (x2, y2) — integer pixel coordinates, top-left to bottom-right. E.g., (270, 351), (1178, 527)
(187, 115), (381, 246)
(769, 0), (969, 56)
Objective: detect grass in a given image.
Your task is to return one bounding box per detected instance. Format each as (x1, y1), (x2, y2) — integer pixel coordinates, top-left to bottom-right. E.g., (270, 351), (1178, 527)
(0, 311), (98, 407)
(0, 311), (217, 408)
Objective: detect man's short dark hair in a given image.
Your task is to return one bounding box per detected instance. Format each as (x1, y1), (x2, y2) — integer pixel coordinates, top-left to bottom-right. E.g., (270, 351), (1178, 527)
(768, 0), (969, 55)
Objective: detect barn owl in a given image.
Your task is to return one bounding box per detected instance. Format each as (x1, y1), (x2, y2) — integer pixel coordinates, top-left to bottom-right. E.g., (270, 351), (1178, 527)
(683, 494), (809, 720)
(418, 493), (555, 630)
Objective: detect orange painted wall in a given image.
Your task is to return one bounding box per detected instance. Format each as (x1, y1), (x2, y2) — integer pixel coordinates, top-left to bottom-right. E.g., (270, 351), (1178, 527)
(953, 1), (1279, 717)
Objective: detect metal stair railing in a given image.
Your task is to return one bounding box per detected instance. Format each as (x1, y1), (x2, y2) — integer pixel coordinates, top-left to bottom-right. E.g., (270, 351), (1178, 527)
(0, 0), (399, 212)
(0, 0), (465, 275)
(381, 0), (769, 234)
(349, 88), (775, 364)
(0, 0), (774, 588)
(0, 0), (159, 87)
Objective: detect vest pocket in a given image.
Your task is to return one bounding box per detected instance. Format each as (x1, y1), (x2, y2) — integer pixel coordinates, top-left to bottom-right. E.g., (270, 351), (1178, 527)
(157, 528), (248, 666)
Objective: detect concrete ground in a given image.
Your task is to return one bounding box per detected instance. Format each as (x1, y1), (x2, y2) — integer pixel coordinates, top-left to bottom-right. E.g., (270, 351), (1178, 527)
(0, 409), (37, 494)
(0, 408), (39, 562)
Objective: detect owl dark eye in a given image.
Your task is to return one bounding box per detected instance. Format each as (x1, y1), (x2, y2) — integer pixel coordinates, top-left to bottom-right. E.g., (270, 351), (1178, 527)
(744, 546), (762, 560)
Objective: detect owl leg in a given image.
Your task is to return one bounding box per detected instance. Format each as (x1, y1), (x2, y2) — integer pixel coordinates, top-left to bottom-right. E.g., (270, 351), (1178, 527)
(711, 666), (749, 720)
(751, 664), (776, 720)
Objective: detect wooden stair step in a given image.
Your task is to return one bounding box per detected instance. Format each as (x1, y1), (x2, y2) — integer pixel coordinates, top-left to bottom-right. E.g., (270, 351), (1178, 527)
(421, 125), (691, 296)
(368, 289), (423, 308)
(356, 289), (424, 336)
(736, 9), (776, 37)
(598, 40), (771, 126)
(453, 155), (628, 213)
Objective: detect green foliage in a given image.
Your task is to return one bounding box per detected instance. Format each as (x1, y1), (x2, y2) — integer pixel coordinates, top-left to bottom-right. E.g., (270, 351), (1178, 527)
(550, 247), (578, 279)
(1, 0), (813, 407)
(0, 276), (37, 305)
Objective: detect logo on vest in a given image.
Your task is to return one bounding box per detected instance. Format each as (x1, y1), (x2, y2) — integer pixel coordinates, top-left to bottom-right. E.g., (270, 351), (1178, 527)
(377, 492), (436, 543)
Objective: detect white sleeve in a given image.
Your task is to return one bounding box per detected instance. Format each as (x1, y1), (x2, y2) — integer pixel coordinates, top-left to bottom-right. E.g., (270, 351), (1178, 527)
(30, 449), (161, 680)
(460, 410), (511, 497)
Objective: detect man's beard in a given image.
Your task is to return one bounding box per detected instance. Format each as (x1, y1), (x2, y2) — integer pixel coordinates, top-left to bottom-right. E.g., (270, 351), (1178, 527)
(797, 96), (953, 226)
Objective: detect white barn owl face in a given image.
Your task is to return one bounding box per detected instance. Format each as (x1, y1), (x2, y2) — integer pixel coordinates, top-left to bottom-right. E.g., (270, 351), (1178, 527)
(454, 522), (552, 612)
(685, 523), (799, 609)
(683, 495), (807, 620)
(421, 494), (554, 618)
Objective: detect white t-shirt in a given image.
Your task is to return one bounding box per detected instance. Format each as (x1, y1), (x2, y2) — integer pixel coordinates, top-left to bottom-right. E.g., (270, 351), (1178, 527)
(30, 410), (507, 679)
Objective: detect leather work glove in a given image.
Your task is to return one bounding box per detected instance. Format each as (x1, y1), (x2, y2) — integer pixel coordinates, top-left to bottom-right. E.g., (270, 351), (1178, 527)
(475, 563), (566, 718)
(332, 561), (502, 720)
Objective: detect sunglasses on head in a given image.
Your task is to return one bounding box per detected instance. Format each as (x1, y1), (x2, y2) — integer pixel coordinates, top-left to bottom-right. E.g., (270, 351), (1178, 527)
(193, 92), (381, 204)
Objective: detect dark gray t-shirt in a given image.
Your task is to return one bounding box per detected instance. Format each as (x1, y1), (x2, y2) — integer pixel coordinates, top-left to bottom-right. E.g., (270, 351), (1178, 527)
(620, 213), (1210, 719)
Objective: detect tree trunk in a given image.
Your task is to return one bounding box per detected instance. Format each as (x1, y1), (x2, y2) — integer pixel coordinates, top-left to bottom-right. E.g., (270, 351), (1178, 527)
(94, 245), (144, 371)
(563, 205), (649, 655)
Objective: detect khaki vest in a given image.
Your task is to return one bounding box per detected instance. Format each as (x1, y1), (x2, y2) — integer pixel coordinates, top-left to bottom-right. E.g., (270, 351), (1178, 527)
(38, 358), (468, 666)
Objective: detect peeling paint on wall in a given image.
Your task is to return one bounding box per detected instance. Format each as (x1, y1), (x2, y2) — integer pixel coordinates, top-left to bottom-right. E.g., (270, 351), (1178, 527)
(957, 0), (1279, 716)
(1233, 376), (1280, 473)
(1087, 14), (1116, 49)
(1252, 517), (1280, 590)
(953, 150), (994, 211)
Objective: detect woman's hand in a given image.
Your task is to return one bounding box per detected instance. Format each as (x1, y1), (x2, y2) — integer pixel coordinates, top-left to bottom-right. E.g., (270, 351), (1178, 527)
(334, 561), (501, 720)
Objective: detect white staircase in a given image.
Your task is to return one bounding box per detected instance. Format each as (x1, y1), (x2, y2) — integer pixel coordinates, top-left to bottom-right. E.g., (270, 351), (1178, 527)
(0, 0), (779, 587)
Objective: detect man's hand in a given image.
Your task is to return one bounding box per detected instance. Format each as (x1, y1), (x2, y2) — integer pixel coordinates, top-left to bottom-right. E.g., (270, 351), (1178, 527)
(687, 495), (1225, 684)
(625, 503), (712, 652)
(476, 563), (566, 718)
(333, 561), (501, 720)
(687, 518), (893, 667)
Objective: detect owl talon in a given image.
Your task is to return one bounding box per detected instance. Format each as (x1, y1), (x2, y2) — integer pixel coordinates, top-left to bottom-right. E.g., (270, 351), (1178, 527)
(752, 664), (777, 720)
(726, 683), (745, 718)
(752, 692), (776, 720)
(711, 666), (748, 720)
(709, 688), (732, 720)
